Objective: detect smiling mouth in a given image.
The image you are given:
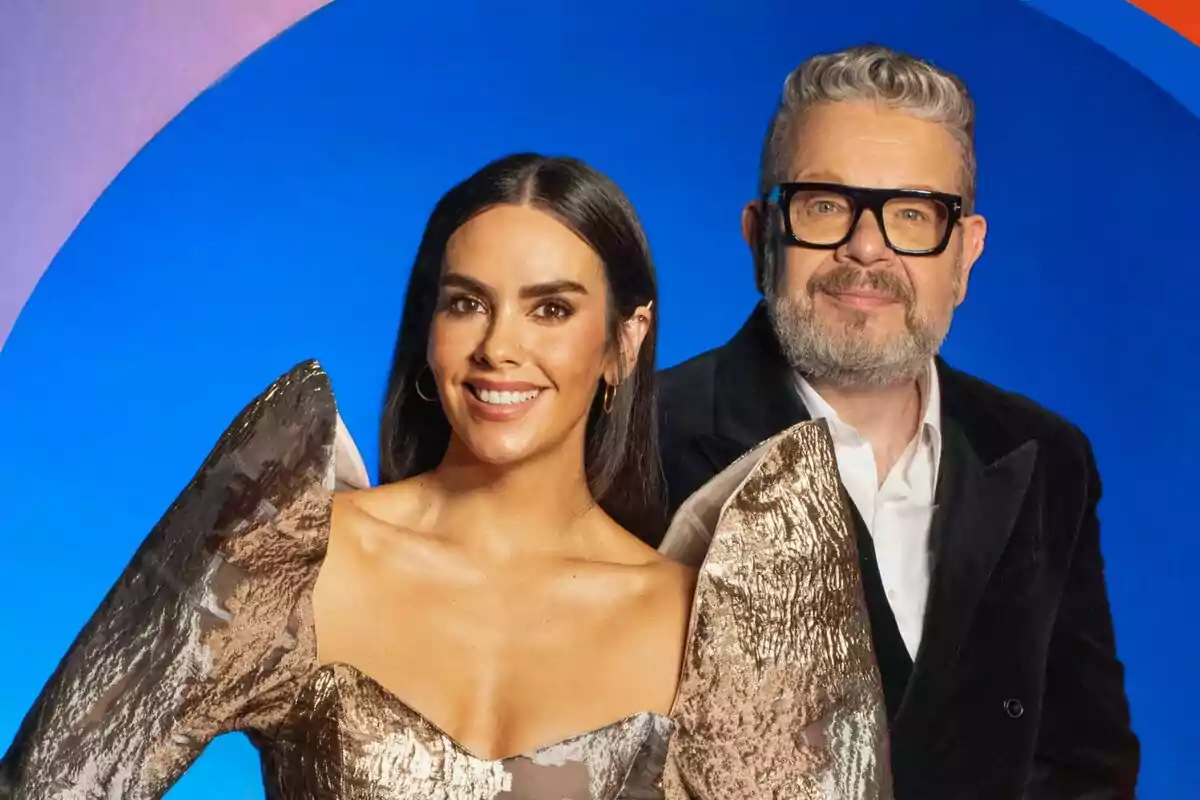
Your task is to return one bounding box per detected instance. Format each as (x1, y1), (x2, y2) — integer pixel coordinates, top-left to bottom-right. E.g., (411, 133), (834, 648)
(824, 290), (901, 307)
(467, 385), (543, 406)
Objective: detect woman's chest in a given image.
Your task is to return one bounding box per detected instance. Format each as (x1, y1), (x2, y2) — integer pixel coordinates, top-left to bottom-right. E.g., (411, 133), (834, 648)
(314, 564), (674, 763)
(256, 663), (674, 800)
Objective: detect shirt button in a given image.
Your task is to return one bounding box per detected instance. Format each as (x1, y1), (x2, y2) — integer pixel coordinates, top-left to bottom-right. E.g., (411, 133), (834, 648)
(1003, 699), (1024, 719)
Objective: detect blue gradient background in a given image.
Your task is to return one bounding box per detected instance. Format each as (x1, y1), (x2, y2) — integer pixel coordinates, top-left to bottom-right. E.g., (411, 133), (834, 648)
(2, 1), (1196, 796)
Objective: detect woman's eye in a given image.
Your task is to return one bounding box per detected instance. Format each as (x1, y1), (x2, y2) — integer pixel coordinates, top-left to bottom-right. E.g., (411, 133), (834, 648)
(446, 295), (485, 315)
(533, 300), (573, 320)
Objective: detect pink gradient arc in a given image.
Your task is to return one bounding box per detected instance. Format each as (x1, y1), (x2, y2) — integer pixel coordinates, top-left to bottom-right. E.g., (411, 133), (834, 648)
(0, 0), (333, 350)
(1, 0), (1197, 351)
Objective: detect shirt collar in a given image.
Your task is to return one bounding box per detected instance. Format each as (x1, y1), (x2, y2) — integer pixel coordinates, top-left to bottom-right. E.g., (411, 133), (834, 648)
(792, 361), (943, 474)
(923, 363), (943, 479)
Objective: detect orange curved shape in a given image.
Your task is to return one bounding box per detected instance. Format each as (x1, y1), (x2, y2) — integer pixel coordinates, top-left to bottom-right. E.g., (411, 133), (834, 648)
(1130, 0), (1200, 46)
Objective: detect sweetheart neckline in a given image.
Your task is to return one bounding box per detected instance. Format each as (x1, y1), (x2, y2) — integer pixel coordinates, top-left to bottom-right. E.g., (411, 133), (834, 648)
(313, 661), (672, 763)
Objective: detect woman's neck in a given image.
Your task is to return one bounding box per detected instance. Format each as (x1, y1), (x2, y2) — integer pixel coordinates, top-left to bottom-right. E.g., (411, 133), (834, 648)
(424, 436), (601, 559)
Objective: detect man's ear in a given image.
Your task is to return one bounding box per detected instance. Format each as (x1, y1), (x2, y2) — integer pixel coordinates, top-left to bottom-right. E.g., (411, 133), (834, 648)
(742, 200), (763, 251)
(954, 212), (988, 306)
(743, 200), (769, 293)
(607, 302), (654, 384)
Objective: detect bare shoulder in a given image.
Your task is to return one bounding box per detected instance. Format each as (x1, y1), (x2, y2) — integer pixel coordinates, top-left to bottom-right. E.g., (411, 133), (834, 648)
(334, 478), (425, 527)
(607, 518), (696, 578)
(635, 558), (696, 664)
(596, 517), (696, 623)
(642, 554), (697, 611)
(587, 525), (695, 713)
(329, 478), (439, 568)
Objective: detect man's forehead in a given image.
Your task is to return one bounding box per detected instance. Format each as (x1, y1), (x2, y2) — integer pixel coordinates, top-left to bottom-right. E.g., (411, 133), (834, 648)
(791, 168), (947, 194)
(789, 104), (963, 192)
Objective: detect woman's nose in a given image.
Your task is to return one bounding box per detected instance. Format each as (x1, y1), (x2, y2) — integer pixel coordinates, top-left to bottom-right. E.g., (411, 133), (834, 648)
(474, 310), (523, 368)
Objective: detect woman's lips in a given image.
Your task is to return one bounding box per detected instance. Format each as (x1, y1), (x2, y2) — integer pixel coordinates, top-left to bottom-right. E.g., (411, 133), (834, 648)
(463, 381), (545, 422)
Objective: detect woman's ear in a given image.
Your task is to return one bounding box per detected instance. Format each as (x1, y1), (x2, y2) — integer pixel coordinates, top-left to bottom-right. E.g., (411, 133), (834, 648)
(607, 301), (653, 385)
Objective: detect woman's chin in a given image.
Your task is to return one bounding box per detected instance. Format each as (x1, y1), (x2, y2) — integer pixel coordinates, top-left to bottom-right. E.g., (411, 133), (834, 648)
(457, 434), (544, 469)
(470, 448), (529, 468)
(442, 413), (579, 472)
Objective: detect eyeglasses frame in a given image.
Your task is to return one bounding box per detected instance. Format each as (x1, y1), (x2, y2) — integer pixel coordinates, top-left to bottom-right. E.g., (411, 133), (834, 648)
(765, 181), (965, 256)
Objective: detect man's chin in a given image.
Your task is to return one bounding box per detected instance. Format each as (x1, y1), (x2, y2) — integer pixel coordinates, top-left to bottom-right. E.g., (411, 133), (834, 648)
(787, 328), (929, 383)
(816, 299), (905, 328)
(815, 320), (906, 350)
(806, 355), (930, 391)
(768, 295), (942, 381)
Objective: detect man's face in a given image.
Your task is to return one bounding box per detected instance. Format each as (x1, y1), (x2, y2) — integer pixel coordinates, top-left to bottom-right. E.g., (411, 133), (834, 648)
(746, 101), (987, 388)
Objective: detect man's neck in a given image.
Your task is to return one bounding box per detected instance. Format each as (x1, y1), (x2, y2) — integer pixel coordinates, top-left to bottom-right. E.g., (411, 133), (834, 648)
(807, 374), (925, 483)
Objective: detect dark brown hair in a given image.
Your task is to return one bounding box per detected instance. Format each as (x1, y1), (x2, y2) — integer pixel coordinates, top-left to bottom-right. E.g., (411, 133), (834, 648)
(378, 153), (662, 538)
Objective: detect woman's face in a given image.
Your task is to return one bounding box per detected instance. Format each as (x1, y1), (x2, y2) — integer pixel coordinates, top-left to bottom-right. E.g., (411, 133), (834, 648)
(427, 204), (633, 468)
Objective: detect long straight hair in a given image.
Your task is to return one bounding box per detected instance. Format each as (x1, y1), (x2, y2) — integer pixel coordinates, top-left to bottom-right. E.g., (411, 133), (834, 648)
(378, 153), (662, 538)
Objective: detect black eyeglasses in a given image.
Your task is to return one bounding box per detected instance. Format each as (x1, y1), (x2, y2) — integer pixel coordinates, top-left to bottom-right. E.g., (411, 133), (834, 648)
(765, 182), (964, 256)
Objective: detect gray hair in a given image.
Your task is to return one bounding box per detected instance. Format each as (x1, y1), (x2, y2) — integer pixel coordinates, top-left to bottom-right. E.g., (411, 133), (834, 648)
(759, 44), (976, 211)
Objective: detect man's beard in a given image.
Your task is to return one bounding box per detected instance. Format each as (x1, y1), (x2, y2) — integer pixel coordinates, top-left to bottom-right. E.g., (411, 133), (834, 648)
(766, 256), (959, 390)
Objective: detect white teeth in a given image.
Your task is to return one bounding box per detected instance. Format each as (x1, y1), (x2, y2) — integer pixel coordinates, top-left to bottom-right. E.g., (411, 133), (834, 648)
(475, 388), (541, 406)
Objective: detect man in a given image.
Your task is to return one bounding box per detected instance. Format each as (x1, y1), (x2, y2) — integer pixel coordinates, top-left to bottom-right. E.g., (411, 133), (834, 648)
(657, 45), (1139, 798)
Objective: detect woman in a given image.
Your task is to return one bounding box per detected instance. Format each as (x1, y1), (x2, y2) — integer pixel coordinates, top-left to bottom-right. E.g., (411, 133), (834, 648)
(0, 155), (890, 799)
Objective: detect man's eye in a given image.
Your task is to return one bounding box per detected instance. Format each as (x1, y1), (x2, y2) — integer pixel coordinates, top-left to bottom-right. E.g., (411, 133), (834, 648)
(808, 198), (847, 215)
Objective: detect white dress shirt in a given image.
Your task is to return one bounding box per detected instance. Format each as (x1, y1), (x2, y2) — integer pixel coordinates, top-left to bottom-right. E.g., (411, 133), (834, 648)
(792, 364), (942, 659)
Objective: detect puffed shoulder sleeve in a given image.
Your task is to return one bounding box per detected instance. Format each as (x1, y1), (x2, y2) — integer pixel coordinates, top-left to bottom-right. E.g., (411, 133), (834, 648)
(659, 420), (892, 800)
(0, 360), (362, 800)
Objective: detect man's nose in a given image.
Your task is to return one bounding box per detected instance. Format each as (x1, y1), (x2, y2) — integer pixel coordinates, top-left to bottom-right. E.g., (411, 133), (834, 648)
(841, 209), (891, 264)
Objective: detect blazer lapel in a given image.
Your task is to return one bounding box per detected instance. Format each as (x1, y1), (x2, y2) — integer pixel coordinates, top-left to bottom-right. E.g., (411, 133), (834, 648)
(895, 415), (1038, 733)
(698, 303), (810, 472)
(695, 435), (758, 476)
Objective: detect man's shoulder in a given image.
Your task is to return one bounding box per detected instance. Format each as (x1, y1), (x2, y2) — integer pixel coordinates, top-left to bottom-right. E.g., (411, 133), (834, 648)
(660, 345), (722, 397)
(657, 344), (723, 443)
(940, 361), (1091, 460)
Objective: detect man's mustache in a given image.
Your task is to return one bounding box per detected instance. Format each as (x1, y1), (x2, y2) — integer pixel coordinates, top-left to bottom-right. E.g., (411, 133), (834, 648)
(808, 267), (913, 305)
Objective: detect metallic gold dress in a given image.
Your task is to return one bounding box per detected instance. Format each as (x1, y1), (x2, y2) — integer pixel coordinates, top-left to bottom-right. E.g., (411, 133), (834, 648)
(0, 361), (890, 799)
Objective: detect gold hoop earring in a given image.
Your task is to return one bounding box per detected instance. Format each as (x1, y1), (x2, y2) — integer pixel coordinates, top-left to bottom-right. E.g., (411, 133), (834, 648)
(415, 366), (438, 403)
(602, 381), (617, 414)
